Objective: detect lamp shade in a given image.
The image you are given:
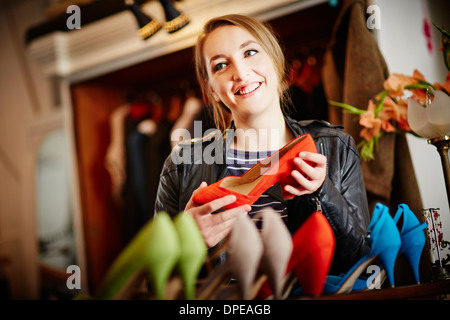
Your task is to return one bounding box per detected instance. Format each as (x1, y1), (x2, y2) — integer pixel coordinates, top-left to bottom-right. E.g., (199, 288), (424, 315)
(407, 89), (450, 139)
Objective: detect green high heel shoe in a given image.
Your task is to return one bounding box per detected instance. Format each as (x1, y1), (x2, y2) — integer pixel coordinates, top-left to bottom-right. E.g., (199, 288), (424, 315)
(173, 212), (208, 300)
(95, 212), (180, 300)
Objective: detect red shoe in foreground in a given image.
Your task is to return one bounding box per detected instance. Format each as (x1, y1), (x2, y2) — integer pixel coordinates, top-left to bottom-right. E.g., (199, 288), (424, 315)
(256, 211), (335, 299)
(193, 133), (317, 210)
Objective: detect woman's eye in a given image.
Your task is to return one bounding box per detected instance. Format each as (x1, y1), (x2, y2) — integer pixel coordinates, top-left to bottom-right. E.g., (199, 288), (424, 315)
(244, 49), (258, 57)
(213, 62), (227, 72)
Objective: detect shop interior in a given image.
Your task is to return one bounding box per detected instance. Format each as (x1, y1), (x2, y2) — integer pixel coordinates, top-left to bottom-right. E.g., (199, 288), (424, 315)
(0, 0), (449, 300)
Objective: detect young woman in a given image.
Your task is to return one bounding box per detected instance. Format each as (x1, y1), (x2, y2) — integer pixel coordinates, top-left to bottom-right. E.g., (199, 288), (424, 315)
(154, 14), (370, 275)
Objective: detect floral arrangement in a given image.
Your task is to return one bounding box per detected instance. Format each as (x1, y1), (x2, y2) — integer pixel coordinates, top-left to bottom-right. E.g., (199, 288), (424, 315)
(329, 24), (450, 161)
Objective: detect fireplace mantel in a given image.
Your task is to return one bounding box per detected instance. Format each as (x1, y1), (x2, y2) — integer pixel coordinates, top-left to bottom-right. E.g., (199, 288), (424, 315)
(27, 0), (326, 82)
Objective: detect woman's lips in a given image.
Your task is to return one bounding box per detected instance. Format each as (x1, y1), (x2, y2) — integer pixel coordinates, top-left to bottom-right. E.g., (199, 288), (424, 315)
(234, 82), (261, 95)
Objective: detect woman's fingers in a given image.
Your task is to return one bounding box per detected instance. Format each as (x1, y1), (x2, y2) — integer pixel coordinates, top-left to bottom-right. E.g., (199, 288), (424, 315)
(185, 181), (251, 247)
(284, 152), (327, 196)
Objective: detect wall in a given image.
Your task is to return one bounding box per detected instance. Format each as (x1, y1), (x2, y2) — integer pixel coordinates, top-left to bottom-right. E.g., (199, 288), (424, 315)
(374, 0), (450, 253)
(0, 0), (54, 299)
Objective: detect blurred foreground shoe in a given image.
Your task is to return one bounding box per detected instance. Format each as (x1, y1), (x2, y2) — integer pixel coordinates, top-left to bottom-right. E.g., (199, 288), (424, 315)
(256, 210), (335, 298)
(91, 211), (206, 300)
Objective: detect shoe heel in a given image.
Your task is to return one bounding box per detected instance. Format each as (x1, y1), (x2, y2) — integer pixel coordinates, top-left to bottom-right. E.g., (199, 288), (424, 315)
(196, 214), (264, 300)
(294, 243), (335, 296)
(257, 209), (293, 299)
(394, 204), (427, 284)
(377, 245), (399, 287)
(291, 211), (335, 296)
(146, 213), (181, 299)
(404, 244), (424, 284)
(173, 213), (207, 300)
(229, 214), (264, 299)
(368, 204), (401, 287)
(402, 224), (427, 283)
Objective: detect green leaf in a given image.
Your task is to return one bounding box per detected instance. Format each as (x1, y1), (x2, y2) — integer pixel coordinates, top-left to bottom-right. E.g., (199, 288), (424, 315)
(433, 23), (450, 72)
(374, 90), (389, 117)
(357, 139), (375, 161)
(433, 23), (450, 39)
(328, 100), (366, 115)
(405, 82), (436, 91)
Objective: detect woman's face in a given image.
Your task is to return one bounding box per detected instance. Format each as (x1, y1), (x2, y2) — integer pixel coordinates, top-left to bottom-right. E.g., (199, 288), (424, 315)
(203, 25), (280, 121)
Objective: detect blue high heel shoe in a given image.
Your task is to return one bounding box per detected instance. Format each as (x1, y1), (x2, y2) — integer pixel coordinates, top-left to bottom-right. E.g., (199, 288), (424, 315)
(393, 204), (427, 284)
(322, 203), (401, 294)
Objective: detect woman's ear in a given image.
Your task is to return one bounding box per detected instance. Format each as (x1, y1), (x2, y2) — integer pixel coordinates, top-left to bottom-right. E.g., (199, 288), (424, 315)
(209, 86), (220, 102)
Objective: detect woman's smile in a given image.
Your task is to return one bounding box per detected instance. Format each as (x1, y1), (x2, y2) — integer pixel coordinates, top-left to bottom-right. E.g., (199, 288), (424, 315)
(234, 81), (262, 96)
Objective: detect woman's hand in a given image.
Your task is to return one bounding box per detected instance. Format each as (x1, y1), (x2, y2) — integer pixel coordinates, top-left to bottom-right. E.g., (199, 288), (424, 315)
(283, 151), (327, 197)
(185, 182), (251, 248)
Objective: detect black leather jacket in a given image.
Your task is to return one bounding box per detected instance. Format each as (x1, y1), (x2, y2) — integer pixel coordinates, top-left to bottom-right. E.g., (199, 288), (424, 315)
(155, 115), (370, 274)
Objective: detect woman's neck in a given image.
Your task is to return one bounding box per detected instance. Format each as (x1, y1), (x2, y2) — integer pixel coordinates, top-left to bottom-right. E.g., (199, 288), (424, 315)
(231, 111), (294, 152)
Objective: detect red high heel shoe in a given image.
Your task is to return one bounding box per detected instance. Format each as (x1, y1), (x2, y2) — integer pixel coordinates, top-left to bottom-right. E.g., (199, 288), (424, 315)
(193, 134), (317, 209)
(256, 211), (335, 299)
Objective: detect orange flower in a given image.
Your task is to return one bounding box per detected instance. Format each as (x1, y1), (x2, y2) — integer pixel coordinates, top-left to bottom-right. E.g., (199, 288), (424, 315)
(396, 100), (412, 132)
(383, 69), (426, 98)
(412, 69), (426, 81)
(380, 96), (400, 121)
(409, 70), (428, 104)
(330, 69), (448, 161)
(411, 88), (427, 105)
(380, 96), (411, 131)
(384, 73), (415, 97)
(359, 101), (380, 141)
(360, 126), (379, 141)
(359, 100), (396, 141)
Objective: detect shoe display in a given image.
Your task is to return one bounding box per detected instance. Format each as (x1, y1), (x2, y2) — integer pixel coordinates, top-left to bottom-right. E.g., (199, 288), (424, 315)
(193, 133), (317, 209)
(307, 203), (428, 296)
(88, 203), (428, 300)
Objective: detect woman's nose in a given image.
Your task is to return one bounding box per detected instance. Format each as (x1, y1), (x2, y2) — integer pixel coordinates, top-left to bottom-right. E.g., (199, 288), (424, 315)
(231, 59), (251, 81)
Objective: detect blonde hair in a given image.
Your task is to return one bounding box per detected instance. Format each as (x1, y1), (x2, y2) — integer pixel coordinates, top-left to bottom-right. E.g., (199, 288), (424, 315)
(194, 14), (291, 133)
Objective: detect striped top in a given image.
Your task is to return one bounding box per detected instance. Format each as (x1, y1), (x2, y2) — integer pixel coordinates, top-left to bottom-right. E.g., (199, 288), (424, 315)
(226, 147), (288, 225)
